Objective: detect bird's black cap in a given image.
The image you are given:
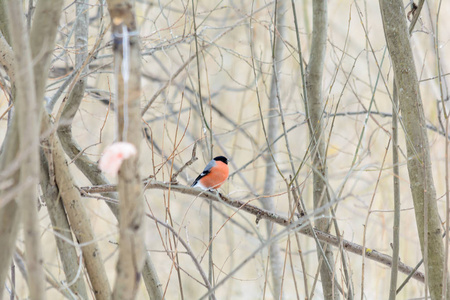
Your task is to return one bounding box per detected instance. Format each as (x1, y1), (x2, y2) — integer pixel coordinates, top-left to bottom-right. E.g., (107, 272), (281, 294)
(213, 156), (228, 164)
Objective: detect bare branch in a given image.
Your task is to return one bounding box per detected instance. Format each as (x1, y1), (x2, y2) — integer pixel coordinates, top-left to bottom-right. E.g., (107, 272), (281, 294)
(80, 180), (426, 283)
(44, 116), (112, 299)
(40, 151), (88, 299)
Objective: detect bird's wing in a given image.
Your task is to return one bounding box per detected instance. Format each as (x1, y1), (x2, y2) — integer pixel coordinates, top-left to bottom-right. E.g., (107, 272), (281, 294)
(202, 159), (216, 173)
(191, 159), (215, 187)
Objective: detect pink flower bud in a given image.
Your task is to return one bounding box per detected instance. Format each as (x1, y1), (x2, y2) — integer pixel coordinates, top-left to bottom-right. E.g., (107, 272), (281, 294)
(99, 142), (137, 176)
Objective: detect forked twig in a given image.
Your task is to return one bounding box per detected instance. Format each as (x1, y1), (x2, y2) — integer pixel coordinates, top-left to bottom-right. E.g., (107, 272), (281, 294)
(171, 144), (198, 183)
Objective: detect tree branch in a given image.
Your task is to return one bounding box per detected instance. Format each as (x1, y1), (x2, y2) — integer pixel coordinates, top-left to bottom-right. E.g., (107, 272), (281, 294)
(43, 115), (112, 300)
(80, 180), (426, 284)
(40, 150), (88, 299)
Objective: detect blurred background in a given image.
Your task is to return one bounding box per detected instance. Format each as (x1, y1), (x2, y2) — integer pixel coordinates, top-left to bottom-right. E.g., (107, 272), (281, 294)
(1, 0), (450, 299)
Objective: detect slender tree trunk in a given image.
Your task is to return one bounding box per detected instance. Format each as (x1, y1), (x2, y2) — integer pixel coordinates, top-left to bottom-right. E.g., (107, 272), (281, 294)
(0, 117), (21, 300)
(0, 3), (19, 298)
(0, 1), (64, 298)
(305, 1), (339, 299)
(379, 1), (450, 299)
(7, 1), (45, 298)
(261, 1), (286, 299)
(388, 81), (400, 300)
(29, 0), (64, 103)
(105, 1), (146, 299)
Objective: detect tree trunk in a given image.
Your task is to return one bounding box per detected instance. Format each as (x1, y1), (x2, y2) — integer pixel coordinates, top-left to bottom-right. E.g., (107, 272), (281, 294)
(0, 1), (64, 298)
(106, 1), (146, 299)
(260, 1), (287, 299)
(305, 1), (339, 299)
(7, 0), (45, 298)
(379, 1), (450, 299)
(0, 117), (21, 300)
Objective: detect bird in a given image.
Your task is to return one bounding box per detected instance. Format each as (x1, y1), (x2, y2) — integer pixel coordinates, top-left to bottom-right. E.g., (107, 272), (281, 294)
(191, 156), (229, 190)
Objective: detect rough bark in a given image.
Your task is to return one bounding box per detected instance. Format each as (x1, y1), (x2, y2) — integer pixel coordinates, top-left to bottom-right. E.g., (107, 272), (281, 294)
(105, 1), (146, 299)
(6, 1), (45, 298)
(305, 1), (339, 299)
(379, 1), (450, 299)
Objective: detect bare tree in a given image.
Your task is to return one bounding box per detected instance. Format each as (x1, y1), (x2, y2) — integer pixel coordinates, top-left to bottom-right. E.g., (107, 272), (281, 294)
(0, 1), (449, 299)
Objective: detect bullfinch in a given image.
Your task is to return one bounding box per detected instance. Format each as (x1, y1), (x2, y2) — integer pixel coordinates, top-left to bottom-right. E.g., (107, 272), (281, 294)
(191, 156), (229, 190)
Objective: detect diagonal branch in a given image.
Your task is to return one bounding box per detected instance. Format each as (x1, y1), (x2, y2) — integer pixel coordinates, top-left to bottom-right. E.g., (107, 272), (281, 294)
(44, 122), (112, 299)
(81, 180), (426, 284)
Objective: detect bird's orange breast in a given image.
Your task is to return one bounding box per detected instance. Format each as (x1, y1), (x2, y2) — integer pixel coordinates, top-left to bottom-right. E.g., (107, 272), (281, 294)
(199, 161), (229, 189)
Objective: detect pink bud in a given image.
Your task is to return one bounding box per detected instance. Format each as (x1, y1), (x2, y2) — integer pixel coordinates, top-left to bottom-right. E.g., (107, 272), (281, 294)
(99, 142), (137, 176)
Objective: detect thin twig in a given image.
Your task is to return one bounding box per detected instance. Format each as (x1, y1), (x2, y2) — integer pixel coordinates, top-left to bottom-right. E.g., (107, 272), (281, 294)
(408, 0), (425, 35)
(389, 80), (401, 300)
(171, 144), (197, 184)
